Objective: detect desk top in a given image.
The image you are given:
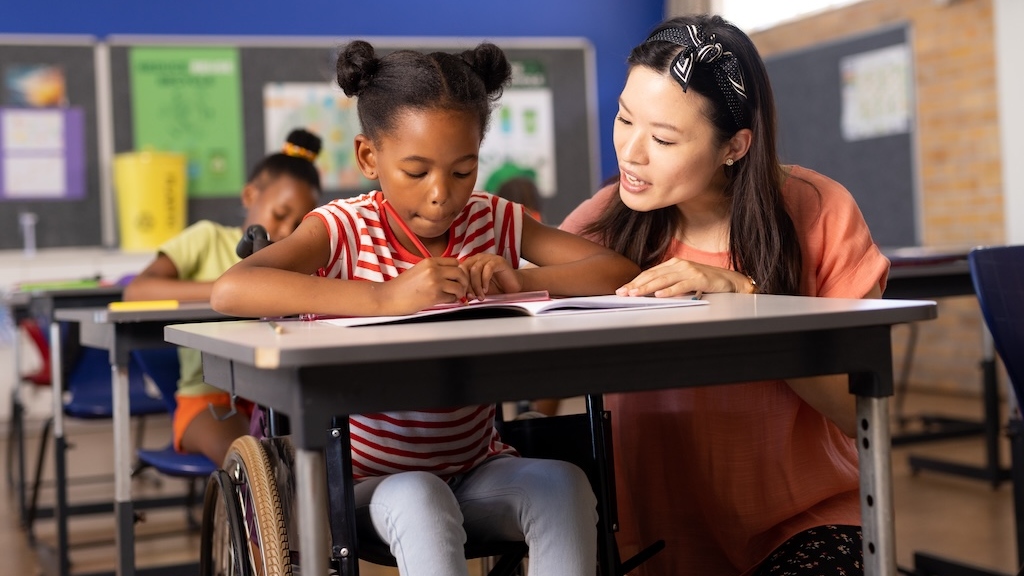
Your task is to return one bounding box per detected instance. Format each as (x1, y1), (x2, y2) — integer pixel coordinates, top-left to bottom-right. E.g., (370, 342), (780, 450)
(166, 293), (936, 370)
(55, 302), (225, 325)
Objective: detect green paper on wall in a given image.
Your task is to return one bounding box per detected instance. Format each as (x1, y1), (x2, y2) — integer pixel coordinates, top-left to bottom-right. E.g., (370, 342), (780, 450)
(129, 47), (244, 198)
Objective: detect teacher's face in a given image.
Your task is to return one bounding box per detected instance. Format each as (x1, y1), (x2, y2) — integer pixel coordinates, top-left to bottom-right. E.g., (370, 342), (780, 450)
(614, 66), (732, 213)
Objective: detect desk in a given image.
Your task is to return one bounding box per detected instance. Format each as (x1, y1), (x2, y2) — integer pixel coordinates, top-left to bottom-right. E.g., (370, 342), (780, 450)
(167, 292), (936, 576)
(54, 303), (228, 576)
(3, 286), (123, 541)
(883, 249), (1009, 487)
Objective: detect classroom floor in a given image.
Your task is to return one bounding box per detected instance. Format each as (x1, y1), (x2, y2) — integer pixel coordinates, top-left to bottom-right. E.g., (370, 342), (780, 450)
(0, 391), (1019, 576)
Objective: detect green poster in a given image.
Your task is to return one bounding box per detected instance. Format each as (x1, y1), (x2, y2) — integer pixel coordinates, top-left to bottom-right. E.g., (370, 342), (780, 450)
(129, 47), (244, 198)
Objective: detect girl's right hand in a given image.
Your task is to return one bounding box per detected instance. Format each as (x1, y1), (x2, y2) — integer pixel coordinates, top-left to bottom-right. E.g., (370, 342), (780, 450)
(615, 257), (754, 297)
(380, 257), (470, 314)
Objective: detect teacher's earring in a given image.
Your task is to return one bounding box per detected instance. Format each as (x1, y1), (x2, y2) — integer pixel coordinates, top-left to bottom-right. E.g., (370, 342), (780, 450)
(724, 158), (735, 166)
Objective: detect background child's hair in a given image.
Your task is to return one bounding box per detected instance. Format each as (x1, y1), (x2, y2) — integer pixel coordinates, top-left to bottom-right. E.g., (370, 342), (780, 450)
(247, 128), (323, 194)
(335, 40), (512, 141)
(496, 177), (542, 216)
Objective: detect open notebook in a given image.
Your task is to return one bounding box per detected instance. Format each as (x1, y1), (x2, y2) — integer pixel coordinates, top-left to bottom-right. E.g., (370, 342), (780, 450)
(319, 290), (708, 327)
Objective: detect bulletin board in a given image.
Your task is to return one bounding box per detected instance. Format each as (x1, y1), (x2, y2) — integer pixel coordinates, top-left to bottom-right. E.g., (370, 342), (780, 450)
(107, 36), (600, 227)
(0, 36), (102, 250)
(764, 24), (918, 247)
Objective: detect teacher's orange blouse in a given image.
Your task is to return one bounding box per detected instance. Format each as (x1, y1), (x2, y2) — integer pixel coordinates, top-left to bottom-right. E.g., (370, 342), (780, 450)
(560, 165), (890, 575)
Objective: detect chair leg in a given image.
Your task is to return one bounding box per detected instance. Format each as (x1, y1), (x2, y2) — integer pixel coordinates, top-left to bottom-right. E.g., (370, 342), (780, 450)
(185, 477), (202, 532)
(26, 416), (52, 540)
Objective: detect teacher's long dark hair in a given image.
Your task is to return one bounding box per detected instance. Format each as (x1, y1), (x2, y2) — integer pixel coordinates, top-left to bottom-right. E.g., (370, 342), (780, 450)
(584, 14), (802, 295)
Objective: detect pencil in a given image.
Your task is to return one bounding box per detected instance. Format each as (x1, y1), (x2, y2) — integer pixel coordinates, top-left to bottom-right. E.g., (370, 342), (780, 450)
(382, 198), (468, 304)
(267, 320), (285, 335)
(692, 290), (703, 301)
(381, 199), (432, 259)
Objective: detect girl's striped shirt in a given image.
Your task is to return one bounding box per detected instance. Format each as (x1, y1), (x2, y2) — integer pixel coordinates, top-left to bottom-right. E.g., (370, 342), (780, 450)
(307, 190), (523, 480)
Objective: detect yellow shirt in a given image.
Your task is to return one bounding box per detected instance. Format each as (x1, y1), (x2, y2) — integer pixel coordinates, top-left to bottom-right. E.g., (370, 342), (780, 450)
(158, 220), (241, 396)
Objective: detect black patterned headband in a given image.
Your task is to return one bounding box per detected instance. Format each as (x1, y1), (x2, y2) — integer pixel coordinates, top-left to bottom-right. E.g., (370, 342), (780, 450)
(645, 25), (748, 129)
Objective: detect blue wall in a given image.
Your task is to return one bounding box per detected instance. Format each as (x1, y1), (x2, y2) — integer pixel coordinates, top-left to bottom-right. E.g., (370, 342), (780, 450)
(3, 0), (665, 188)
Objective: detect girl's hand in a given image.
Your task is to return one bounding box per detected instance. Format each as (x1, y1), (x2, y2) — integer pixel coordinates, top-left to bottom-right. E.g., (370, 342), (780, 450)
(459, 254), (522, 300)
(380, 257), (469, 314)
(615, 257), (754, 297)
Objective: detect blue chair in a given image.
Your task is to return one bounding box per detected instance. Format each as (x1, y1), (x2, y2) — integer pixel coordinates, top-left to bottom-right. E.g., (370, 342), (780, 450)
(913, 245), (1024, 575)
(971, 246), (1024, 568)
(131, 348), (218, 529)
(26, 328), (168, 538)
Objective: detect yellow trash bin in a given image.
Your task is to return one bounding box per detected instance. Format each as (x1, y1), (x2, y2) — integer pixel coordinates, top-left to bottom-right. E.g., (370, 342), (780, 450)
(113, 152), (187, 252)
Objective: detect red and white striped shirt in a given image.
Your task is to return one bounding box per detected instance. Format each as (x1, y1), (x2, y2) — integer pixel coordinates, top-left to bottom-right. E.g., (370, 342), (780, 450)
(308, 190), (523, 480)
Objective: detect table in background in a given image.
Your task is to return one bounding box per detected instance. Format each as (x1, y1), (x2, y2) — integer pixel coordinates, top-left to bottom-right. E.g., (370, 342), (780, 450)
(883, 247), (1009, 487)
(167, 292), (936, 576)
(54, 303), (229, 576)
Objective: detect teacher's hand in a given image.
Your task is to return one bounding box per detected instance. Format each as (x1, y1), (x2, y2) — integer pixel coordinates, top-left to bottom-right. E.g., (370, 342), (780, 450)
(615, 258), (754, 297)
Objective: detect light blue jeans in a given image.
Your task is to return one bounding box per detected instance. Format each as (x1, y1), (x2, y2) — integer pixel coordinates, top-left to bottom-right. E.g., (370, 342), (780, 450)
(354, 456), (598, 576)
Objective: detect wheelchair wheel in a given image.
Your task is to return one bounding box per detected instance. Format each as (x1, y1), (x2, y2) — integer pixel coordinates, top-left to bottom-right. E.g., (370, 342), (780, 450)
(201, 469), (252, 576)
(201, 436), (292, 576)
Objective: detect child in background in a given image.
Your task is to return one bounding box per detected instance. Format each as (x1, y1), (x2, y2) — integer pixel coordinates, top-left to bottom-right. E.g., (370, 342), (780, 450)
(212, 41), (638, 576)
(124, 129), (321, 465)
(496, 176), (542, 222)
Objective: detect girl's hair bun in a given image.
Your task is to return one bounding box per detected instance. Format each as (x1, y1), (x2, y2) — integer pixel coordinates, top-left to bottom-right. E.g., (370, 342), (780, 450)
(461, 43), (512, 97)
(285, 128), (322, 159)
(337, 40), (381, 97)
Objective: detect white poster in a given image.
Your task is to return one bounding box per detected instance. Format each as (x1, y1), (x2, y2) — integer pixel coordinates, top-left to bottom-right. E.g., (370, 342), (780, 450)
(840, 44), (912, 141)
(263, 82), (370, 190)
(478, 60), (557, 198)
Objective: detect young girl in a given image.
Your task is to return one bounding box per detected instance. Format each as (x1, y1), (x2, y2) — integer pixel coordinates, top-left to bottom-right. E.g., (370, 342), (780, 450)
(212, 41), (638, 576)
(560, 15), (889, 576)
(124, 129), (321, 465)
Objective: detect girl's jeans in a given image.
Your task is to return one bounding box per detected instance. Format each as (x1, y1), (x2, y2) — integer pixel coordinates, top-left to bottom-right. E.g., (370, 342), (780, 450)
(354, 455), (598, 576)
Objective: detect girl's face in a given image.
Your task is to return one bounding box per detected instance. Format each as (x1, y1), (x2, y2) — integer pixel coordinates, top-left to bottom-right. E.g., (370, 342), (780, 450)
(614, 66), (734, 214)
(242, 173), (318, 243)
(356, 109), (481, 253)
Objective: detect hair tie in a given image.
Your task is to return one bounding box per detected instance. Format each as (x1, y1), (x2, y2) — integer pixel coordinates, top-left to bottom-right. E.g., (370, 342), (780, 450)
(282, 142), (317, 162)
(645, 24), (748, 129)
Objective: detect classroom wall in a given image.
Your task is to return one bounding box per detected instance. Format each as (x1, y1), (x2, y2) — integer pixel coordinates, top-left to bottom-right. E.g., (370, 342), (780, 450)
(1, 0), (666, 191)
(751, 0), (1001, 395)
(994, 0), (1024, 245)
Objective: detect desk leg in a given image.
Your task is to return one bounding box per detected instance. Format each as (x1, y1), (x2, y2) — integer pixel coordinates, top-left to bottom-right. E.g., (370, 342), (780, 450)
(111, 364), (135, 576)
(49, 321), (71, 576)
(296, 448), (331, 576)
(857, 395), (896, 576)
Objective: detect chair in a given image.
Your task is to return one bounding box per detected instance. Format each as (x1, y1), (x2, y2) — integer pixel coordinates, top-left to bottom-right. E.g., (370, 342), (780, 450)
(199, 396), (664, 576)
(911, 245), (1024, 576)
(971, 246), (1024, 568)
(6, 318), (52, 529)
(131, 348), (217, 529)
(24, 324), (168, 538)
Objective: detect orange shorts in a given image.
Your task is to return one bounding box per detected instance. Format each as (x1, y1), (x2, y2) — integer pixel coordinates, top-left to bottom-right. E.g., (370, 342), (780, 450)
(172, 393), (255, 453)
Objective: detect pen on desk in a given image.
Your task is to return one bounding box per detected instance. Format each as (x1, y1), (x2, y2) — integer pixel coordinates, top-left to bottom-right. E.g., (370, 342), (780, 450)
(692, 290), (703, 301)
(267, 320), (285, 335)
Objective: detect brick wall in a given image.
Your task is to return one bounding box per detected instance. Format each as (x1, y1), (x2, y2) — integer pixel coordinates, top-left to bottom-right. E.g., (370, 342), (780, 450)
(750, 0), (1003, 395)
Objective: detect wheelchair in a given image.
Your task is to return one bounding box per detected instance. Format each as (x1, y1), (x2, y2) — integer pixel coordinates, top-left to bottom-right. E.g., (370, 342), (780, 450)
(205, 224), (663, 575)
(197, 396), (664, 576)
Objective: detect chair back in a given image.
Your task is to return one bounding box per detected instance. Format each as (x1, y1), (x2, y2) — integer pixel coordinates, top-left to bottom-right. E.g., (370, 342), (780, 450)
(130, 348), (182, 415)
(18, 318), (51, 386)
(969, 245), (1024, 400)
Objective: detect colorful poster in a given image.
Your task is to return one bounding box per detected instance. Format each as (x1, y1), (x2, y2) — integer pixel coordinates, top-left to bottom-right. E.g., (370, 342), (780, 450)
(0, 107), (85, 200)
(478, 60), (557, 197)
(129, 47), (244, 197)
(262, 82), (371, 190)
(840, 43), (912, 142)
(5, 64), (68, 108)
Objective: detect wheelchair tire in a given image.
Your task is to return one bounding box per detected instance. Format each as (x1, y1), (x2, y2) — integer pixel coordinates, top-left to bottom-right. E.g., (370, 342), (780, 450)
(203, 436), (292, 576)
(200, 469), (253, 576)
